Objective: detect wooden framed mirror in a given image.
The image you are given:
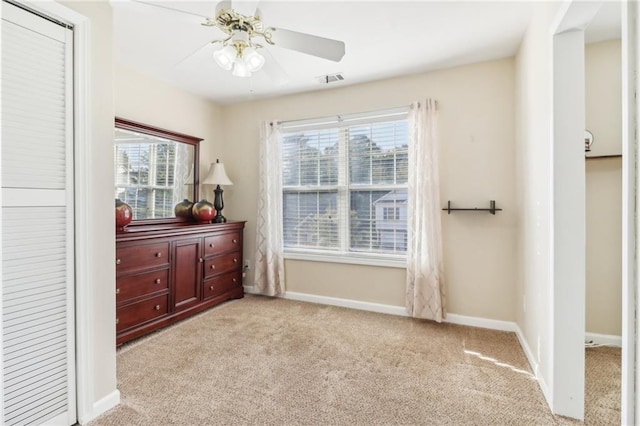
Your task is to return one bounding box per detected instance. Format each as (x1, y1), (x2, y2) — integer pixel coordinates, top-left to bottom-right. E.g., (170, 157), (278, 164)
(114, 118), (201, 223)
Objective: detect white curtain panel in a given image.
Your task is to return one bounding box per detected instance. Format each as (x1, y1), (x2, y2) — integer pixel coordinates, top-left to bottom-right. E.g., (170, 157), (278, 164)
(173, 143), (192, 204)
(254, 121), (286, 296)
(406, 99), (446, 321)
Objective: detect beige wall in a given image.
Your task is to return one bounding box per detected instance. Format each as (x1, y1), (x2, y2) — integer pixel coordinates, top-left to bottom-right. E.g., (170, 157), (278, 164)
(61, 0), (116, 412)
(585, 39), (622, 336)
(220, 58), (517, 321)
(114, 64), (224, 193)
(514, 0), (563, 399)
(586, 40), (623, 157)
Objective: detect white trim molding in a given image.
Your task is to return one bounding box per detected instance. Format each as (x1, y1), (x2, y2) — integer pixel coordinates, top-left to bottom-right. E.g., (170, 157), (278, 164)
(271, 290), (518, 333)
(585, 332), (622, 348)
(243, 284), (259, 295)
(71, 15), (95, 426)
(86, 389), (120, 425)
(282, 291), (407, 317)
(284, 252), (406, 269)
(621, 1), (638, 424)
(515, 325), (552, 407)
(445, 313), (516, 333)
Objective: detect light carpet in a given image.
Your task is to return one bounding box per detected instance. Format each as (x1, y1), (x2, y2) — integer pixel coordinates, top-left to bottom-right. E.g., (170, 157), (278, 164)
(90, 295), (619, 425)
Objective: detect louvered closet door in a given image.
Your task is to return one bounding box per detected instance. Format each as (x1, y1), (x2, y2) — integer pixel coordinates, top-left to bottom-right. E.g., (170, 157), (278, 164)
(1, 2), (76, 425)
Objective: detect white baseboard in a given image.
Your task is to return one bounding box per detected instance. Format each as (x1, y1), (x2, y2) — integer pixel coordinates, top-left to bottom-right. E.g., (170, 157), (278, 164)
(586, 331), (622, 347)
(81, 389), (120, 425)
(514, 324), (552, 411)
(243, 284), (258, 294)
(445, 313), (516, 332)
(282, 291), (408, 317)
(280, 291), (519, 334)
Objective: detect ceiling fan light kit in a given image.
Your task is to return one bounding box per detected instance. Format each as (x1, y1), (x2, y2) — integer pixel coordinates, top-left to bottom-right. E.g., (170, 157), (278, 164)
(206, 6), (270, 77)
(212, 43), (265, 76)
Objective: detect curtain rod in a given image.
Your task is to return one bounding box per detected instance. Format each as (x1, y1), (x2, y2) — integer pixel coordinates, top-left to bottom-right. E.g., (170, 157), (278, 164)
(270, 104), (412, 127)
(269, 100), (437, 127)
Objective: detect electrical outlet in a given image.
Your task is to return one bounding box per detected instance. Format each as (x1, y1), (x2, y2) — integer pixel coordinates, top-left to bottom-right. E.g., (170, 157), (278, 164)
(243, 259), (251, 271)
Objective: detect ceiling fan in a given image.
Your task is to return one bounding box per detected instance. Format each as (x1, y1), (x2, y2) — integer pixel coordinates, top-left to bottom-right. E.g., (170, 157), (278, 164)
(134, 0), (346, 78)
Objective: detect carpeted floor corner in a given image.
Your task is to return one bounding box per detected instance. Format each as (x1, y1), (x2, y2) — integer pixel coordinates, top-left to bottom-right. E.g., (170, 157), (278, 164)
(90, 295), (619, 425)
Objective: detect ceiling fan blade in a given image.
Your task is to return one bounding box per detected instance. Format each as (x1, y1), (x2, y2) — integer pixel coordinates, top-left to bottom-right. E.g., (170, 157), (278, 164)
(259, 48), (289, 86)
(174, 40), (217, 67)
(269, 27), (345, 62)
(131, 0), (211, 19)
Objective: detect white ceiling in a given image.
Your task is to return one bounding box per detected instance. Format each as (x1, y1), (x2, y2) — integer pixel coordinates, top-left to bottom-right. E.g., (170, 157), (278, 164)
(112, 0), (622, 105)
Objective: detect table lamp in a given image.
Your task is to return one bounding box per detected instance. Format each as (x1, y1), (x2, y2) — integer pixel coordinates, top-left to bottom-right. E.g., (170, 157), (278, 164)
(202, 159), (233, 223)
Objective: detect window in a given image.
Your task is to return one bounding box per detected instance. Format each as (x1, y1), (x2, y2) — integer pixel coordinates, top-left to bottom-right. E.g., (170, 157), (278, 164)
(281, 107), (409, 264)
(383, 207), (400, 221)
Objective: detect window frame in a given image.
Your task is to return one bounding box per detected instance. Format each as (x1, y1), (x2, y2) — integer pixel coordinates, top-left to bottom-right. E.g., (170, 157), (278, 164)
(281, 107), (409, 268)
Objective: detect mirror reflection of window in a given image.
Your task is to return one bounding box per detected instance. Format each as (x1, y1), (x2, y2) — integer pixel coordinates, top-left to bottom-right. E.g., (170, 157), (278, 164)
(114, 128), (195, 220)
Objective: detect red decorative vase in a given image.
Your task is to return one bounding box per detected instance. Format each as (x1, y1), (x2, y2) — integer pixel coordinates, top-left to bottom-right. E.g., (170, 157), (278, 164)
(192, 199), (215, 223)
(115, 198), (133, 232)
(174, 199), (195, 220)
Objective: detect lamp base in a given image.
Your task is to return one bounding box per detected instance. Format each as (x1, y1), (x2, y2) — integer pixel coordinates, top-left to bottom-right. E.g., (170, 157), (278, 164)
(213, 185), (227, 224)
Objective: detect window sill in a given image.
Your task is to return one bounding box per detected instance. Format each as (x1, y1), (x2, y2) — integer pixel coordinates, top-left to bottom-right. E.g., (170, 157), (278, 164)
(283, 251), (406, 269)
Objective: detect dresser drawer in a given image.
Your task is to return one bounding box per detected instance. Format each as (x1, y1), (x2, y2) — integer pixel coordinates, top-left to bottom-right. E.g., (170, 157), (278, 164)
(116, 294), (168, 332)
(116, 242), (169, 274)
(203, 251), (241, 278)
(203, 271), (241, 300)
(116, 269), (169, 304)
(204, 232), (241, 257)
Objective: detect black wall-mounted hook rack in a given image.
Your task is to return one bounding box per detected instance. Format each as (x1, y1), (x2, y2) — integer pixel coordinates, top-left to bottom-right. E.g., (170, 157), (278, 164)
(442, 200), (502, 215)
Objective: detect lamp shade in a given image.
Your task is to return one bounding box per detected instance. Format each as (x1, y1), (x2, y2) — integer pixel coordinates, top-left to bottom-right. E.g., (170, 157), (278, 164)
(213, 45), (236, 71)
(232, 58), (251, 78)
(202, 160), (233, 186)
(243, 47), (265, 72)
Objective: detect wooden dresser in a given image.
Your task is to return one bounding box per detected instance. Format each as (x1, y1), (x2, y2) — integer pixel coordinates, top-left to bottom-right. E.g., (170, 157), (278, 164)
(115, 221), (245, 346)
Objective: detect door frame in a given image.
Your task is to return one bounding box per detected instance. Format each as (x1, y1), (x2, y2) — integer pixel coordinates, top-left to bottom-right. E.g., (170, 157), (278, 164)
(621, 1), (638, 424)
(550, 0), (638, 421)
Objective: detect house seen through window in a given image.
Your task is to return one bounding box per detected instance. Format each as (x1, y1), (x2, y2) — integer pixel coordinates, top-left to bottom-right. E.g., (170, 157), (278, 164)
(281, 107), (409, 260)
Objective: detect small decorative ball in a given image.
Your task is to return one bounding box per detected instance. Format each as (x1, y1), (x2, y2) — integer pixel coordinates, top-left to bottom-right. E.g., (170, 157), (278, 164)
(192, 199), (215, 223)
(174, 199), (195, 220)
(115, 198), (133, 231)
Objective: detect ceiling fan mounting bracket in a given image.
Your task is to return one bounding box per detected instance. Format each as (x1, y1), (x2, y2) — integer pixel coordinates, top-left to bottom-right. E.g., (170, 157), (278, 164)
(202, 8), (275, 46)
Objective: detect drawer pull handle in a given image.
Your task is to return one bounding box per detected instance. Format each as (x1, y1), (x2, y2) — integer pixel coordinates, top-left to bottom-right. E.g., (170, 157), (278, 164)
(210, 265), (216, 270)
(233, 258), (238, 263)
(154, 305), (161, 311)
(210, 285), (215, 291)
(232, 239), (237, 244)
(155, 252), (162, 258)
(199, 258), (204, 263)
(232, 278), (237, 283)
(115, 288), (120, 295)
(116, 258), (121, 265)
(116, 318), (119, 325)
(155, 278), (161, 284)
(209, 243), (214, 248)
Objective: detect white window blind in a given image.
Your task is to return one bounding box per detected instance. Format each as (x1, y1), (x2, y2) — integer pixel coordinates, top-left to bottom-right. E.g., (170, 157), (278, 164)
(114, 128), (189, 220)
(282, 107), (409, 262)
(2, 2), (76, 425)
